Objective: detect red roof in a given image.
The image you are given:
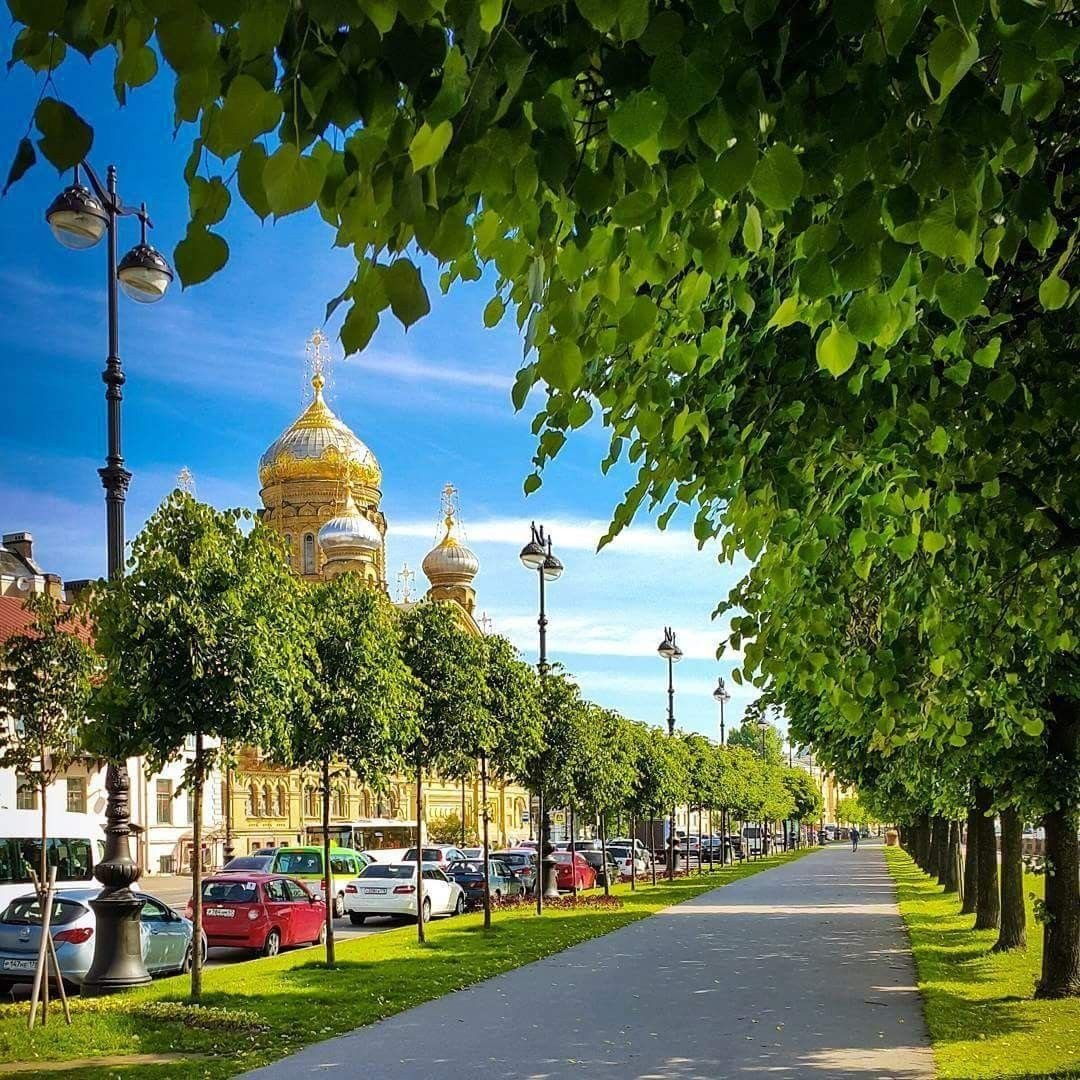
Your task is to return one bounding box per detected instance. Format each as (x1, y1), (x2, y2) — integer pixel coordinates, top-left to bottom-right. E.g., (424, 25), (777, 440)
(0, 596), (94, 646)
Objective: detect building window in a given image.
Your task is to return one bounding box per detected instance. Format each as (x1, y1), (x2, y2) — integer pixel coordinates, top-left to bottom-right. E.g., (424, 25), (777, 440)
(262, 785), (273, 817)
(183, 734), (197, 753)
(158, 855), (175, 874)
(66, 776), (87, 814)
(303, 533), (315, 574)
(276, 785), (287, 817)
(303, 786), (317, 818)
(333, 788), (348, 818)
(16, 776), (37, 810)
(156, 780), (173, 825)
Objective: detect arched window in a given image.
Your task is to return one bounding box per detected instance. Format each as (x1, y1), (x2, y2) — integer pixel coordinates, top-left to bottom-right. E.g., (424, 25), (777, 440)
(262, 784), (273, 817)
(304, 786), (318, 818)
(333, 788), (348, 818)
(303, 533), (316, 574)
(361, 791), (372, 818)
(248, 783), (259, 817)
(277, 785), (287, 817)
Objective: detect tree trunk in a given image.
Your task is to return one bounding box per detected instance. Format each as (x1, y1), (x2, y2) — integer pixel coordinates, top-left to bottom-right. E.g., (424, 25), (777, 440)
(708, 809), (715, 872)
(932, 815), (950, 883)
(651, 817), (657, 885)
(322, 756), (335, 965)
(994, 805), (1026, 953)
(39, 766), (48, 896)
(1036, 695), (1080, 998)
(481, 755), (492, 930)
(191, 733), (204, 1001)
(913, 813), (930, 870)
(942, 820), (960, 893)
(600, 812), (610, 898)
(535, 791), (544, 914)
(974, 786), (1000, 931)
(569, 804), (577, 899)
(415, 759), (425, 944)
(961, 805), (979, 914)
(461, 778), (466, 849)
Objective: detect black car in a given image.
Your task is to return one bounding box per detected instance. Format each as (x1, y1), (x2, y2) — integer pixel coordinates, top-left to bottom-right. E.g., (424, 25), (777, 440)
(580, 849), (620, 887)
(446, 859), (524, 908)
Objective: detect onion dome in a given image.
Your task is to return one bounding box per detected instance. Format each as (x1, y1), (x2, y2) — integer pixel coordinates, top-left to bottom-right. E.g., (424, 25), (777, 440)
(422, 511), (479, 588)
(259, 369), (381, 491)
(318, 491), (382, 559)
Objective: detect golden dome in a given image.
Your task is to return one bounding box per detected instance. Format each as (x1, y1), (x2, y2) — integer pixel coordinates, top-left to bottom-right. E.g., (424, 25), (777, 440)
(259, 372), (381, 490)
(318, 491), (382, 558)
(422, 511), (479, 586)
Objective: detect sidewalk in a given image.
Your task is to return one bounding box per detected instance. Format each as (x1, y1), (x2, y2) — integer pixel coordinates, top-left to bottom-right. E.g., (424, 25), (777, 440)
(243, 842), (933, 1079)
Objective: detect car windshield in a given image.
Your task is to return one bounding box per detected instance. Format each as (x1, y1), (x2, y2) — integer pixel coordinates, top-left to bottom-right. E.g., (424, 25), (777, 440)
(360, 864), (416, 879)
(273, 852), (322, 874)
(222, 856), (271, 872)
(449, 861), (484, 874)
(403, 848), (445, 862)
(551, 852), (572, 863)
(494, 854), (530, 867)
(1, 897), (87, 926)
(203, 880), (259, 903)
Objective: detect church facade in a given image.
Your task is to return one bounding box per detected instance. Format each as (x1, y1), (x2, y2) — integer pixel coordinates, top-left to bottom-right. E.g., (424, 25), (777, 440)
(226, 333), (532, 857)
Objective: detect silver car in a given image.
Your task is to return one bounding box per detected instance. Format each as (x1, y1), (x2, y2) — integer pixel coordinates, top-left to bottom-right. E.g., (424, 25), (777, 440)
(0, 887), (204, 991)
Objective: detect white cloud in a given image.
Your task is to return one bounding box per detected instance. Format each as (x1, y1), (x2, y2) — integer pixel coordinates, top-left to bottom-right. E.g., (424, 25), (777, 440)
(341, 350), (513, 392)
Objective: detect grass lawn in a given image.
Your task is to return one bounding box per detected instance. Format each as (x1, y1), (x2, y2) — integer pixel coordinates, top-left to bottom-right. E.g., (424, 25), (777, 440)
(885, 847), (1080, 1080)
(0, 849), (812, 1079)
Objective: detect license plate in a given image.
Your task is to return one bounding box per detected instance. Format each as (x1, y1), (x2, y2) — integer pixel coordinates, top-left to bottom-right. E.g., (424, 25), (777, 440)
(362, 888), (386, 895)
(206, 907), (234, 917)
(1, 959), (37, 971)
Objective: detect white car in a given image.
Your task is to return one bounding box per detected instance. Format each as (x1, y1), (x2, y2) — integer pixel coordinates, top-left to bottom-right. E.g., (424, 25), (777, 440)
(606, 846), (648, 879)
(610, 838), (654, 867)
(344, 862), (465, 925)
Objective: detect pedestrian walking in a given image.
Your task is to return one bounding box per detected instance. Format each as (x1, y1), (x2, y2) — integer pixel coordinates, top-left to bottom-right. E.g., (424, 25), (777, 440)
(851, 826), (860, 852)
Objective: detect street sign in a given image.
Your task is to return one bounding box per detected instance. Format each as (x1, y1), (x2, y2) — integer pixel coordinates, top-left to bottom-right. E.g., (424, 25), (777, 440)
(521, 812), (530, 823)
(551, 811), (566, 826)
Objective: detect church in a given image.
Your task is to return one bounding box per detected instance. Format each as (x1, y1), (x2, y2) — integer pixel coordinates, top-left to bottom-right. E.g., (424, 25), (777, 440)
(227, 332), (532, 857)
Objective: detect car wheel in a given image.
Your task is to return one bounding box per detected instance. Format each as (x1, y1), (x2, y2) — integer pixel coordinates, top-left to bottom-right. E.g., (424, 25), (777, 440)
(453, 893), (465, 916)
(314, 922), (327, 946)
(419, 898), (432, 924)
(262, 929), (281, 957)
(333, 894), (345, 918)
(349, 912), (366, 926)
(180, 944), (193, 975)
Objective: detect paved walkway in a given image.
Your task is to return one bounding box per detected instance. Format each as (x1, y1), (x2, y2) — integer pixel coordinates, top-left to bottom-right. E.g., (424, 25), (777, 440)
(243, 842), (934, 1080)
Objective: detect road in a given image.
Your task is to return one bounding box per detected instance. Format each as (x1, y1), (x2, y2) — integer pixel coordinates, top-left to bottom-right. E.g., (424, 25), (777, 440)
(244, 841), (934, 1080)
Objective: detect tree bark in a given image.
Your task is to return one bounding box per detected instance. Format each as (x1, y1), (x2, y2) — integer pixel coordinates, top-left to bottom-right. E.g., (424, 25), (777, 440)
(481, 754), (492, 930)
(415, 759), (425, 944)
(191, 733), (204, 1001)
(973, 786), (1000, 931)
(1036, 694), (1080, 998)
(929, 815), (947, 883)
(994, 804), (1026, 953)
(942, 819), (960, 893)
(913, 813), (931, 871)
(322, 756), (335, 964)
(961, 805), (980, 915)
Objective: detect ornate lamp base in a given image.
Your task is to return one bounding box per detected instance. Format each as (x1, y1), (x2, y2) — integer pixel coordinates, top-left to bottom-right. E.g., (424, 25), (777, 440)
(81, 892), (151, 996)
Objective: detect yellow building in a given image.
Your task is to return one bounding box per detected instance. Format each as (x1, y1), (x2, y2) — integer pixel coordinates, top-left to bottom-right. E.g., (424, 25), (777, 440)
(226, 332), (530, 858)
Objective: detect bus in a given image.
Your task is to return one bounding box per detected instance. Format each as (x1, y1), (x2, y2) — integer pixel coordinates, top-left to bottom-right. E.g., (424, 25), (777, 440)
(0, 809), (103, 908)
(304, 818), (417, 853)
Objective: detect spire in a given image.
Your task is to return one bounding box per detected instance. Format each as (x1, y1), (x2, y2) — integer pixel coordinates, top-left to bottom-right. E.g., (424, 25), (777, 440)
(176, 466), (196, 496)
(306, 328), (331, 397)
(439, 482), (461, 545)
(397, 563), (416, 602)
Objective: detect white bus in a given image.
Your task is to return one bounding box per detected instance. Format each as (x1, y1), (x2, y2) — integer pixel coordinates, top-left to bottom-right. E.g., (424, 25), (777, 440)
(0, 809), (103, 908)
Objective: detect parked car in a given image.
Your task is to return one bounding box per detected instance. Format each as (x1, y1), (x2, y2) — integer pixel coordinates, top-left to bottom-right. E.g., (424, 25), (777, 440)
(491, 850), (537, 894)
(515, 840), (539, 851)
(446, 859), (524, 908)
(220, 855), (274, 874)
(401, 845), (469, 871)
(265, 846), (368, 916)
(607, 844), (649, 879)
(580, 849), (620, 887)
(189, 874), (326, 957)
(344, 863), (465, 924)
(551, 851), (596, 891)
(0, 887), (204, 991)
(461, 847), (485, 860)
(610, 838), (654, 867)
(359, 848), (408, 864)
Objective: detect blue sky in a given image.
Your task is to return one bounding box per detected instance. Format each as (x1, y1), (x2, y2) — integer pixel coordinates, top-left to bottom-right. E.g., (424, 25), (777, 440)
(0, 38), (765, 740)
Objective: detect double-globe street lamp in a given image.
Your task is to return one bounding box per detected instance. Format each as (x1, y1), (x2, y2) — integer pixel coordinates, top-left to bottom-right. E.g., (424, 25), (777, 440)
(46, 161), (173, 995)
(712, 677), (731, 865)
(657, 627), (683, 879)
(520, 522), (563, 908)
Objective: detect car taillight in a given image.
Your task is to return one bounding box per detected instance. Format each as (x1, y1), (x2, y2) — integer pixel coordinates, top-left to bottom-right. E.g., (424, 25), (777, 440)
(393, 885), (416, 894)
(248, 909), (260, 921)
(346, 884), (357, 894)
(54, 927), (93, 945)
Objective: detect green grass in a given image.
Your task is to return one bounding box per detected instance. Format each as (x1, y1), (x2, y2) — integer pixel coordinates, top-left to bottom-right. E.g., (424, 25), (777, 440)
(885, 847), (1080, 1080)
(0, 850), (812, 1079)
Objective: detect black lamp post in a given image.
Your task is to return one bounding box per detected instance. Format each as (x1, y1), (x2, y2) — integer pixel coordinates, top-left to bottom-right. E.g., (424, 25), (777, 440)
(47, 161), (172, 996)
(757, 715), (770, 858)
(520, 522), (563, 908)
(713, 677), (731, 865)
(657, 627), (683, 879)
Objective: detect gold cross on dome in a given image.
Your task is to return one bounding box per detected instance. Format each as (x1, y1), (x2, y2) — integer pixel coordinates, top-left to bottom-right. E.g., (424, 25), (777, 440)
(176, 466), (196, 495)
(397, 563), (415, 603)
(478, 611), (493, 634)
(440, 482), (459, 520)
(306, 329), (332, 391)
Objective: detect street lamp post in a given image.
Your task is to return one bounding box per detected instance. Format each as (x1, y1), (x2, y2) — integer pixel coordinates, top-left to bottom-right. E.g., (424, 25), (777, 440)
(757, 715), (770, 858)
(46, 161), (173, 996)
(713, 677), (731, 866)
(657, 627), (683, 880)
(520, 523), (563, 909)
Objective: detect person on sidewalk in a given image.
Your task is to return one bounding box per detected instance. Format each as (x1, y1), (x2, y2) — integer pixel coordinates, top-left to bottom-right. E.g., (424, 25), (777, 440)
(851, 826), (860, 852)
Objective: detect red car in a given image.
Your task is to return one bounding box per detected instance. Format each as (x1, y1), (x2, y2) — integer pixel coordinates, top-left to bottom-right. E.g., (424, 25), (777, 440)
(186, 873), (326, 957)
(551, 851), (597, 891)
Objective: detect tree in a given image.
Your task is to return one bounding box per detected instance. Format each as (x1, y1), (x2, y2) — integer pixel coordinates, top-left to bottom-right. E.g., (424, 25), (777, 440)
(627, 723), (690, 881)
(428, 813), (478, 847)
(287, 575), (417, 963)
(399, 602), (487, 942)
(0, 592), (94, 888)
(835, 795), (875, 830)
(728, 721), (784, 765)
(783, 767), (823, 844)
(89, 492), (312, 999)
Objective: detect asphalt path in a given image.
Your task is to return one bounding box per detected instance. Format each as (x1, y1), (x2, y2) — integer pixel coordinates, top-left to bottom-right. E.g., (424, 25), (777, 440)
(244, 841), (934, 1080)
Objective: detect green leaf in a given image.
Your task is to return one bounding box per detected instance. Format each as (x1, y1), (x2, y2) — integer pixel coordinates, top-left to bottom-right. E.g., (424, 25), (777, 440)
(816, 324), (858, 377)
(538, 340), (583, 391)
(575, 0), (617, 31)
(891, 533), (918, 562)
(116, 44), (158, 91)
(767, 296), (801, 330)
(237, 143), (270, 220)
(846, 294), (891, 344)
(922, 531), (946, 555)
(849, 528), (867, 557)
(3, 136), (36, 195)
(972, 337), (1000, 368)
(668, 343), (697, 375)
(927, 426), (950, 456)
(217, 75), (282, 156)
(651, 49), (717, 122)
(189, 176), (231, 226)
(1038, 274), (1069, 310)
(612, 190), (655, 227)
(429, 46), (468, 123)
(34, 98), (92, 171)
(174, 224), (228, 287)
(263, 143), (326, 218)
(479, 0), (503, 32)
(239, 0), (290, 58)
(935, 268), (988, 322)
(619, 295), (657, 341)
(523, 473), (542, 495)
(608, 90), (667, 150)
(358, 0), (397, 33)
(742, 204), (763, 252)
(382, 259), (430, 328)
(928, 26), (979, 101)
(483, 296), (505, 328)
(341, 302), (379, 354)
(700, 138), (756, 199)
(409, 121), (453, 172)
(749, 143), (804, 210)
